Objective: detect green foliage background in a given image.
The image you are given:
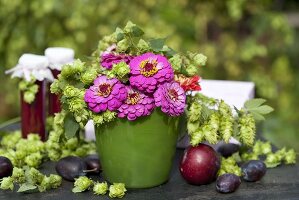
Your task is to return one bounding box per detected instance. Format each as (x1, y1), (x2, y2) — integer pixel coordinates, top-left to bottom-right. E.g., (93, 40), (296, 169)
(1, 0), (298, 150)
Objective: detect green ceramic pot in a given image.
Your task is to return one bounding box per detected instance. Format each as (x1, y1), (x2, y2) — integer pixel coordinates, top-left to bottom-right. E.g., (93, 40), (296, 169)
(95, 109), (180, 188)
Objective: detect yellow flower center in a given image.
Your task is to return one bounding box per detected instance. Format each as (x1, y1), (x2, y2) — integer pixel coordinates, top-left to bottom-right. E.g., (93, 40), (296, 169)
(97, 83), (112, 97)
(126, 91), (140, 105)
(140, 59), (159, 77)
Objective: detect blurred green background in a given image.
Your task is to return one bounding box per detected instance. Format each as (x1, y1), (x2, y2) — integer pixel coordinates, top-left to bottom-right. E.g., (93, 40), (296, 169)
(0, 0), (298, 150)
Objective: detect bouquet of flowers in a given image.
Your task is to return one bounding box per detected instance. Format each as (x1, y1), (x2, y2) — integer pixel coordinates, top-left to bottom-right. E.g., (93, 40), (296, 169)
(50, 21), (271, 147)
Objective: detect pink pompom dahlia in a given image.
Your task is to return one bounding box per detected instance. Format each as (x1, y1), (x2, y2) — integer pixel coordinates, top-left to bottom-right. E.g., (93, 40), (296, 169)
(101, 53), (133, 70)
(118, 86), (155, 120)
(84, 75), (127, 112)
(129, 53), (174, 94)
(154, 81), (186, 116)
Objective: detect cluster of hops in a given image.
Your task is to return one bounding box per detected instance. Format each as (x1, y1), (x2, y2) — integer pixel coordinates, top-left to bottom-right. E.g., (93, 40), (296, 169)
(0, 132), (45, 168)
(46, 112), (96, 161)
(186, 93), (273, 147)
(218, 157), (242, 177)
(240, 140), (296, 168)
(0, 118), (96, 166)
(0, 167), (61, 193)
(18, 78), (39, 104)
(72, 176), (126, 198)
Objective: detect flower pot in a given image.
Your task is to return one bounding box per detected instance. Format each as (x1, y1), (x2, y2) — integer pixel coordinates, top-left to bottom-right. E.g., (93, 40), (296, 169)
(95, 109), (180, 188)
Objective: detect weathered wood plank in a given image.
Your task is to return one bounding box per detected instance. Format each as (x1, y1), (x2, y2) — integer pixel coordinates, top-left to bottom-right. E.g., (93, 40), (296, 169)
(0, 149), (298, 200)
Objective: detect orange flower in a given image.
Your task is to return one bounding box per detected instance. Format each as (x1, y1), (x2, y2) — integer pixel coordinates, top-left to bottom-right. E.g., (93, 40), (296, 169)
(175, 74), (201, 92)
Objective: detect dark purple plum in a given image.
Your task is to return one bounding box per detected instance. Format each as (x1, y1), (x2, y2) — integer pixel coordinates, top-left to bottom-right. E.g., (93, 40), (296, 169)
(241, 160), (266, 182)
(180, 144), (221, 185)
(215, 142), (240, 158)
(83, 154), (102, 174)
(0, 156), (13, 178)
(55, 156), (87, 181)
(216, 173), (241, 193)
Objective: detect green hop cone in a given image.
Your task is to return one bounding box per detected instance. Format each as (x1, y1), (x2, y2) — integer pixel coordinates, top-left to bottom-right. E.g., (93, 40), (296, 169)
(65, 137), (79, 150)
(63, 85), (81, 98)
(238, 113), (256, 146)
(24, 152), (43, 168)
(137, 39), (150, 53)
(108, 62), (130, 81)
(0, 131), (21, 149)
(185, 64), (198, 76)
(265, 153), (281, 168)
(49, 174), (62, 189)
(92, 113), (104, 126)
(11, 167), (26, 183)
(117, 38), (130, 52)
(0, 177), (14, 190)
(81, 69), (98, 85)
(68, 98), (85, 113)
(50, 79), (61, 94)
(169, 54), (183, 72)
(24, 91), (35, 104)
(109, 183), (127, 198)
(219, 100), (234, 143)
(219, 157), (241, 176)
(193, 53), (207, 66)
(203, 113), (219, 144)
(190, 130), (204, 146)
(61, 60), (84, 79)
(187, 121), (200, 134)
(27, 134), (41, 141)
(18, 80), (28, 91)
(103, 110), (116, 122)
(27, 168), (45, 185)
(29, 84), (38, 93)
(241, 152), (259, 161)
(285, 149), (296, 164)
(72, 176), (93, 193)
(93, 182), (108, 195)
(188, 102), (202, 122)
(38, 176), (51, 192)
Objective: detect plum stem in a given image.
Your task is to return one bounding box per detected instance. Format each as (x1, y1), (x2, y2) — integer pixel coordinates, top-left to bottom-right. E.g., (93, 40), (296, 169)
(82, 168), (99, 173)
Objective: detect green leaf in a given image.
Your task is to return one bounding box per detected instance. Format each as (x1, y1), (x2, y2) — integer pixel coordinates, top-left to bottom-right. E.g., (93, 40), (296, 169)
(131, 26), (144, 37)
(64, 113), (80, 139)
(115, 27), (124, 41)
(249, 105), (274, 115)
(244, 98), (266, 109)
(162, 46), (176, 57)
(17, 183), (37, 193)
(149, 38), (166, 52)
(233, 106), (241, 115)
(250, 111), (265, 121)
(72, 187), (83, 193)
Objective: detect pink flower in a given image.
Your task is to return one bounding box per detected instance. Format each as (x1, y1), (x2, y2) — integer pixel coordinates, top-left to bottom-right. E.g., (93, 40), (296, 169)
(154, 81), (186, 116)
(118, 86), (155, 120)
(101, 53), (133, 70)
(84, 75), (127, 112)
(129, 53), (174, 94)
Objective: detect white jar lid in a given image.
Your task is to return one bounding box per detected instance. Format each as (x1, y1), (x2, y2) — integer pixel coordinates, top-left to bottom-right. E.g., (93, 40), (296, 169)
(45, 47), (75, 70)
(6, 53), (53, 82)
